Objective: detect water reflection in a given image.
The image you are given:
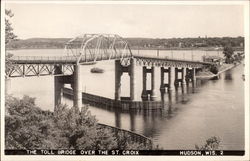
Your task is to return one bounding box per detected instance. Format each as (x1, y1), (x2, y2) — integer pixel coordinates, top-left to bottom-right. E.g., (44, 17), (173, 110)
(114, 108), (121, 128)
(167, 91), (173, 114)
(90, 79), (205, 136)
(224, 70), (233, 81)
(129, 110), (135, 131)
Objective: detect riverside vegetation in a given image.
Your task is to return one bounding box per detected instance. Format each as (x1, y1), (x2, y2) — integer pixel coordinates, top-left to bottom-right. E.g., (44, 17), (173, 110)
(5, 95), (153, 150)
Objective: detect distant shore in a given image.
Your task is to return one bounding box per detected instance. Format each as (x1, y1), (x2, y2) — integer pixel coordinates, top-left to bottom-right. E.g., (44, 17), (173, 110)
(6, 36), (244, 51)
(6, 46), (244, 51)
(196, 62), (242, 79)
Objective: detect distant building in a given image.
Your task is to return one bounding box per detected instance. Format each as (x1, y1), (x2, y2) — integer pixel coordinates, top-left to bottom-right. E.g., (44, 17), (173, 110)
(178, 42), (183, 48)
(193, 42), (207, 47)
(202, 56), (224, 65)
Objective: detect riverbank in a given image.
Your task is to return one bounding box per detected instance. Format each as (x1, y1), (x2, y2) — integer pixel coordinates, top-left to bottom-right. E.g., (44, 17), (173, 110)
(196, 62), (242, 79)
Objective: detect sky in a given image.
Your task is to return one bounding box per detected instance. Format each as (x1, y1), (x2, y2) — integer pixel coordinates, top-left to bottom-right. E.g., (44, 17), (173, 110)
(5, 2), (245, 39)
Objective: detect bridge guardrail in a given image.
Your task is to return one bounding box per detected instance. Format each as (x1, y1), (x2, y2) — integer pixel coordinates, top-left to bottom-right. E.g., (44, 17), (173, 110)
(9, 52), (214, 66)
(97, 123), (153, 149)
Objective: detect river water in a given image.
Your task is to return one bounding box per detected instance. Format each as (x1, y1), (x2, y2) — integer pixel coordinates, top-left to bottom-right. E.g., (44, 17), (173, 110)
(8, 49), (244, 150)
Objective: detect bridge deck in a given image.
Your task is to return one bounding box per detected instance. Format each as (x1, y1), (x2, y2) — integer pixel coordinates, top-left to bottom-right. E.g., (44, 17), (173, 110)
(9, 55), (213, 65)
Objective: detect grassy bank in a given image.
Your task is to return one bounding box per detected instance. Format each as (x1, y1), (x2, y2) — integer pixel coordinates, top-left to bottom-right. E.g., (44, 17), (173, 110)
(196, 63), (241, 79)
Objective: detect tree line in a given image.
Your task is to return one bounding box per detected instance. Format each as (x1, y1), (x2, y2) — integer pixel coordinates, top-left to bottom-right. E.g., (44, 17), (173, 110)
(7, 37), (244, 50)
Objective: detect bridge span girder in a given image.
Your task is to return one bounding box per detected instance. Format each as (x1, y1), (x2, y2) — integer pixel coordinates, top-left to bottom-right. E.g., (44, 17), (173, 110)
(134, 56), (210, 68)
(6, 64), (74, 77)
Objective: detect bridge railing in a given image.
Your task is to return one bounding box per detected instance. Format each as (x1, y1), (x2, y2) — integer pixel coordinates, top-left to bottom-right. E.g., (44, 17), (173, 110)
(10, 56), (78, 62)
(9, 52), (132, 64)
(132, 52), (204, 62)
(97, 123), (153, 149)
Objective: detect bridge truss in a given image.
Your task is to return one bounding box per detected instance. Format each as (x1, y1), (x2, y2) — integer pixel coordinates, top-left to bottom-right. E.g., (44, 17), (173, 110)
(65, 34), (132, 65)
(6, 63), (74, 77)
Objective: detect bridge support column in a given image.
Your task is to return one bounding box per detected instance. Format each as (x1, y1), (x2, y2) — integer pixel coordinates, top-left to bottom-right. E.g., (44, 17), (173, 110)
(130, 58), (136, 101)
(182, 67), (186, 85)
(141, 66), (148, 101)
(73, 64), (82, 112)
(192, 68), (197, 88)
(54, 65), (63, 112)
(192, 68), (196, 82)
(5, 77), (11, 95)
(168, 67), (173, 92)
(115, 60), (122, 100)
(115, 59), (136, 101)
(185, 68), (192, 84)
(160, 67), (172, 93)
(174, 68), (182, 87)
(160, 67), (166, 93)
(150, 66), (157, 101)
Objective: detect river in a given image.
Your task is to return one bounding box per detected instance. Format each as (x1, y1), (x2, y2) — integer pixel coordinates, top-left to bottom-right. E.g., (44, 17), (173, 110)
(8, 49), (244, 150)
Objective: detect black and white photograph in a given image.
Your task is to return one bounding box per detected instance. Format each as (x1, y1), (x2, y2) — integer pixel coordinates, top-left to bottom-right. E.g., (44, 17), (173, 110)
(1, 1), (249, 161)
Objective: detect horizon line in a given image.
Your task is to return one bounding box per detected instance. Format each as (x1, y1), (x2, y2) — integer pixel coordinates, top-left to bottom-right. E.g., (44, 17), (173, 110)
(17, 35), (245, 40)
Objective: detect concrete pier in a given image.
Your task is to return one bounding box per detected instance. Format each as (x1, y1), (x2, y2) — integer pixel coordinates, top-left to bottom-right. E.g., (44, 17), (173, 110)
(115, 59), (136, 101)
(160, 67), (166, 93)
(192, 68), (196, 83)
(168, 67), (172, 92)
(73, 64), (82, 111)
(141, 66), (148, 101)
(130, 58), (136, 101)
(182, 67), (186, 85)
(150, 66), (157, 101)
(141, 66), (158, 101)
(160, 67), (172, 93)
(115, 60), (122, 100)
(185, 68), (192, 84)
(54, 65), (63, 111)
(174, 68), (183, 87)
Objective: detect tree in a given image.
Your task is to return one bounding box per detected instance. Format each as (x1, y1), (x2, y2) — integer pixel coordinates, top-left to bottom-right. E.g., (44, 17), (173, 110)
(5, 9), (17, 78)
(5, 95), (56, 149)
(195, 136), (221, 150)
(223, 45), (234, 64)
(5, 9), (17, 45)
(209, 65), (219, 74)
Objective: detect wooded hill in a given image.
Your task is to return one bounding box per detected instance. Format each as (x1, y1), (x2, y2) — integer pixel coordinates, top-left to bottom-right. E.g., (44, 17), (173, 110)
(7, 36), (244, 50)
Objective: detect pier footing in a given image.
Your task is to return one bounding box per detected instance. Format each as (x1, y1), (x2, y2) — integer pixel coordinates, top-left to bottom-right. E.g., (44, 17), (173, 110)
(63, 88), (164, 110)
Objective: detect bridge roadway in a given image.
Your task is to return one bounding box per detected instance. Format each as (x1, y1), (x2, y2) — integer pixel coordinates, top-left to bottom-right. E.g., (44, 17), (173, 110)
(9, 54), (213, 66)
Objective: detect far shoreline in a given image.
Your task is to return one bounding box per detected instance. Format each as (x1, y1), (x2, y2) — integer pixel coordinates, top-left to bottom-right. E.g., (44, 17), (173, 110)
(6, 46), (244, 51)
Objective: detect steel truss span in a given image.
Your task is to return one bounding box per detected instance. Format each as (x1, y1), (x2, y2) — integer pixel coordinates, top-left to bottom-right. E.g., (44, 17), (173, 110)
(65, 34), (132, 65)
(6, 64), (74, 77)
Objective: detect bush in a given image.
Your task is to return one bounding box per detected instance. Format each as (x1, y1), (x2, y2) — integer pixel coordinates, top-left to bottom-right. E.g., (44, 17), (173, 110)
(195, 136), (221, 150)
(5, 95), (152, 150)
(209, 65), (219, 74)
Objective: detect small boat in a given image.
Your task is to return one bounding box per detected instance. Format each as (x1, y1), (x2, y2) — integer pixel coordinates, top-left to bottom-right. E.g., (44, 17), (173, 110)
(82, 62), (97, 65)
(90, 67), (104, 73)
